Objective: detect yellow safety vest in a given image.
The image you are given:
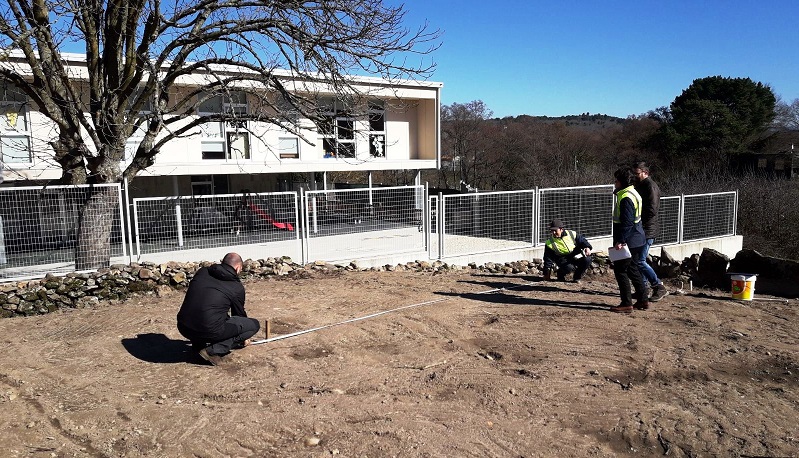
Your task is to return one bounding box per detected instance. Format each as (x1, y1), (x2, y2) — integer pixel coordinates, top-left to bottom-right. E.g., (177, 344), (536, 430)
(613, 185), (642, 224)
(546, 229), (577, 255)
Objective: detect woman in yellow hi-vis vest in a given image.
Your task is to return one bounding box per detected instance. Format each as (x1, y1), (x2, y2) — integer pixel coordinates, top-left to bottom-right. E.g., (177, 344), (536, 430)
(609, 167), (649, 313)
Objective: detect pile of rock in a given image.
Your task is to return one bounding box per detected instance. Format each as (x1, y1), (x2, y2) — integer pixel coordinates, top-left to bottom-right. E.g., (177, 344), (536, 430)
(4, 248), (793, 318)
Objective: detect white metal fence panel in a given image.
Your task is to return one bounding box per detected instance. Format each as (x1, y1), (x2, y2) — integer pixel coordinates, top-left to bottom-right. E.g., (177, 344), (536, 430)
(537, 185), (614, 244)
(303, 186), (426, 264)
(133, 191), (299, 258)
(0, 183), (742, 282)
(681, 191), (737, 242)
(655, 196), (681, 246)
(440, 190), (536, 258)
(0, 184), (126, 281)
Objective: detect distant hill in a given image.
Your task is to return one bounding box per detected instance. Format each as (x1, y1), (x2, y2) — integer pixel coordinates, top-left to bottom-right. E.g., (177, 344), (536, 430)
(492, 113), (629, 131)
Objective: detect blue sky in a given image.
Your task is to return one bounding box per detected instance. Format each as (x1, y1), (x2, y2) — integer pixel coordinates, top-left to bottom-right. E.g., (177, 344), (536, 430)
(399, 0), (799, 118)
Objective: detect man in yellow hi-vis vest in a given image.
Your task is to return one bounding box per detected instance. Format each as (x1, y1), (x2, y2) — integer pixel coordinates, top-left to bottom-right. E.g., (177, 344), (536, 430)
(543, 219), (593, 283)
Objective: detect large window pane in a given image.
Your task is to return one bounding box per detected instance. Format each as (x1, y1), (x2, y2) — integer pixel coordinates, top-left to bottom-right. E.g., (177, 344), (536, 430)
(201, 141), (225, 160)
(279, 137), (299, 158)
(1, 135), (31, 163)
(226, 132), (250, 159)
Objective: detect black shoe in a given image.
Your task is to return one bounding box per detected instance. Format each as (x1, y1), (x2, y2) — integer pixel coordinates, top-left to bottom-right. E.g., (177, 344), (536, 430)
(650, 285), (669, 302)
(198, 348), (225, 366)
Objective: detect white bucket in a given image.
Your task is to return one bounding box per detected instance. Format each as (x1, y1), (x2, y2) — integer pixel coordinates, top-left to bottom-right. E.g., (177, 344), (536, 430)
(730, 274), (756, 301)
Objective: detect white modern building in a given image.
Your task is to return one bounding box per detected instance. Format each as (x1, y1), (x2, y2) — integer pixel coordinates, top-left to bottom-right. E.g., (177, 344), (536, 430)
(0, 52), (443, 197)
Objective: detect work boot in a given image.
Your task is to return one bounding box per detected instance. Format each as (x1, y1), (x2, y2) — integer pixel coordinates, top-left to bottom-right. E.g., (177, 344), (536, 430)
(650, 284), (669, 302)
(609, 302), (633, 314)
(633, 300), (650, 311)
(198, 348), (225, 366)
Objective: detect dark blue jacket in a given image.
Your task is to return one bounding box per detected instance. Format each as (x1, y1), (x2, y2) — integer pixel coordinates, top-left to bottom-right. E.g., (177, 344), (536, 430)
(612, 190), (646, 249)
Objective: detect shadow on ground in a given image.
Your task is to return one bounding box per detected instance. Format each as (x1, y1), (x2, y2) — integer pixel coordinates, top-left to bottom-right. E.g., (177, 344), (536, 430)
(121, 333), (202, 364)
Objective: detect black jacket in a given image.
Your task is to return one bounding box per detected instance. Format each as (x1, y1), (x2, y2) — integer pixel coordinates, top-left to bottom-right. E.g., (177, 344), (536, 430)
(634, 176), (661, 238)
(176, 264), (246, 334)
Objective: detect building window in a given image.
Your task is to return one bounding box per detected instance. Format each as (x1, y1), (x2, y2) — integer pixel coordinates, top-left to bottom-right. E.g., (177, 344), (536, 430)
(368, 100), (386, 157)
(0, 82), (31, 164)
(227, 131), (250, 160)
(757, 158), (768, 168)
(191, 175), (229, 196)
(279, 137), (300, 159)
(775, 159), (785, 171)
(335, 117), (356, 158)
(316, 98), (357, 158)
(201, 140), (226, 160)
(198, 92), (250, 160)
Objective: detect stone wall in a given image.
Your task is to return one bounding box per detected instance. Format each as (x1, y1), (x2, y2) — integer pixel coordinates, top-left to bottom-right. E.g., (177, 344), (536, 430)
(2, 256), (559, 318)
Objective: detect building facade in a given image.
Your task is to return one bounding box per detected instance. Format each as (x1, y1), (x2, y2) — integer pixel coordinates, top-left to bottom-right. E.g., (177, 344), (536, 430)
(0, 53), (443, 197)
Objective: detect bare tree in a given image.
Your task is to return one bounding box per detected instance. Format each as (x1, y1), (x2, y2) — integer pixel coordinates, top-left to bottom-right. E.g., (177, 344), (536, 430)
(0, 0), (439, 268)
(440, 100), (494, 191)
(773, 97), (799, 130)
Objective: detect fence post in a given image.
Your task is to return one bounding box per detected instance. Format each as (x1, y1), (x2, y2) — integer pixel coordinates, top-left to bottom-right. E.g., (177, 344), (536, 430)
(678, 194), (685, 244)
(123, 178), (134, 264)
(533, 186), (540, 246)
(733, 190), (739, 236)
(438, 192), (444, 260)
(300, 188), (307, 265)
(424, 183), (430, 258)
(175, 200), (184, 248)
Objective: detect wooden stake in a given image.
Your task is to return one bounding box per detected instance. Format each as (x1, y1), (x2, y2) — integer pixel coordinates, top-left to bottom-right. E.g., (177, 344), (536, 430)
(264, 319), (271, 339)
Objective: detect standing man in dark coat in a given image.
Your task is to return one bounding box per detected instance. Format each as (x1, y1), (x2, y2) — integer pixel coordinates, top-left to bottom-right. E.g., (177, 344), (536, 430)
(177, 252), (260, 366)
(633, 162), (669, 302)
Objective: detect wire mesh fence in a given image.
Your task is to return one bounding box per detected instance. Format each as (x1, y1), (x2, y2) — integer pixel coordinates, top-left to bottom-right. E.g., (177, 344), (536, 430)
(133, 191), (298, 257)
(655, 196), (681, 246)
(681, 191), (737, 242)
(440, 190), (536, 258)
(537, 185), (614, 244)
(303, 186), (425, 263)
(0, 183), (739, 281)
(0, 184), (126, 281)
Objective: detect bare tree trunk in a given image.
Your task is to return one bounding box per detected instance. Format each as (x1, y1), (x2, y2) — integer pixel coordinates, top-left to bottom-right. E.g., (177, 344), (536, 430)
(75, 186), (116, 271)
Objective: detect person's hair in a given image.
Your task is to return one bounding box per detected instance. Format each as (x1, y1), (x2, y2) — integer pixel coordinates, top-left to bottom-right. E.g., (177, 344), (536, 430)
(222, 252), (243, 270)
(614, 167), (636, 188)
(633, 161), (650, 174)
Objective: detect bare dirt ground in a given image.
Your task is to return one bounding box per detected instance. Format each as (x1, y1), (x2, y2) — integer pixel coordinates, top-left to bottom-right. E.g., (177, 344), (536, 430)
(1, 268), (797, 458)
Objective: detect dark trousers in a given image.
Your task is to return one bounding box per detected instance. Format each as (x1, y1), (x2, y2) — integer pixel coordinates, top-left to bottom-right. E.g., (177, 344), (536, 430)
(178, 316), (260, 356)
(556, 255), (592, 280)
(613, 246), (647, 305)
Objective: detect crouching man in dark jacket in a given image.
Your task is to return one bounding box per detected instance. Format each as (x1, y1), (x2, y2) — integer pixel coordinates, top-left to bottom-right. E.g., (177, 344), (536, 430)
(543, 219), (593, 283)
(177, 252), (260, 366)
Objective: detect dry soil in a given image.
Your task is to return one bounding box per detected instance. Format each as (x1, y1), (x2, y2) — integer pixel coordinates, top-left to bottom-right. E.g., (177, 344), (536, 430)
(1, 269), (797, 457)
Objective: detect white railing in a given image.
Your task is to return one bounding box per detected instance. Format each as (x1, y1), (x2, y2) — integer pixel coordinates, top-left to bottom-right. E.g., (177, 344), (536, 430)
(132, 191), (300, 262)
(0, 183), (126, 281)
(0, 184), (738, 282)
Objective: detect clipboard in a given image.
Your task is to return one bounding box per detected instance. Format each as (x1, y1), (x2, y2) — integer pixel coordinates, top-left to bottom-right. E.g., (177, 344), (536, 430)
(607, 245), (631, 262)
